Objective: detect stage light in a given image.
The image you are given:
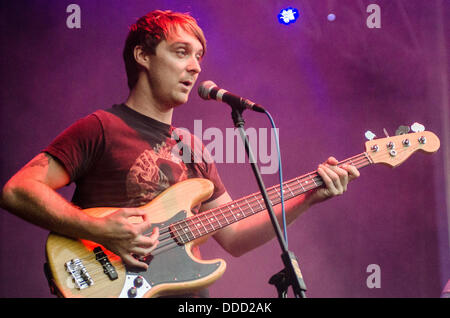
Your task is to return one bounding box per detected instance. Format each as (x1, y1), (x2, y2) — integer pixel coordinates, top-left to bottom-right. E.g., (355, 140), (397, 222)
(278, 7), (299, 25)
(327, 13), (336, 21)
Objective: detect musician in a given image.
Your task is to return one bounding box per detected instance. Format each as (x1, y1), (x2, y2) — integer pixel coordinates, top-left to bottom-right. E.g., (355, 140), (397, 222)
(0, 10), (360, 297)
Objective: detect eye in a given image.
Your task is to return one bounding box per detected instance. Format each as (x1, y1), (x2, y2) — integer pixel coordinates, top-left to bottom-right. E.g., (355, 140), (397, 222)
(175, 48), (187, 57)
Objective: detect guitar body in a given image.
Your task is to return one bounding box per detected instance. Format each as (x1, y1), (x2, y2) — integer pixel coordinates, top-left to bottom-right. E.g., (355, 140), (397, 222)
(45, 178), (227, 298)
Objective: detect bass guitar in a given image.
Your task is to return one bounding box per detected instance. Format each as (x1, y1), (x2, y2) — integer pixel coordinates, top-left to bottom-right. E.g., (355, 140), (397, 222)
(45, 129), (440, 297)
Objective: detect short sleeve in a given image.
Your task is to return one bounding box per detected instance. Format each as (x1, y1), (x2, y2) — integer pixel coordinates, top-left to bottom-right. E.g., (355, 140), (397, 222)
(171, 127), (226, 203)
(202, 158), (226, 203)
(193, 133), (226, 202)
(42, 114), (105, 183)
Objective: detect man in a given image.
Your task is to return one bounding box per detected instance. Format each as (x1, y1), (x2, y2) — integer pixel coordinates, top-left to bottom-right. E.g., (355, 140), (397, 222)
(0, 10), (359, 297)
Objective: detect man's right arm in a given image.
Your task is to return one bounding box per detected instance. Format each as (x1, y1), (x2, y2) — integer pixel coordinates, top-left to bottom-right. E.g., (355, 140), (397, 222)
(0, 152), (158, 269)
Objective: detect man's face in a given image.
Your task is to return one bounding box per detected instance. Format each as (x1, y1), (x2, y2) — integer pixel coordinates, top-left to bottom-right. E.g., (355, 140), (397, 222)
(146, 27), (203, 109)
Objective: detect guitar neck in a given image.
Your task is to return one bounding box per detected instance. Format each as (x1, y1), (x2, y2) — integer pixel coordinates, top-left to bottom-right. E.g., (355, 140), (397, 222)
(171, 152), (373, 243)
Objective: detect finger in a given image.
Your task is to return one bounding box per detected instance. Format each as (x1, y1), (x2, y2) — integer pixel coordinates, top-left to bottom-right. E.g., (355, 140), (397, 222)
(121, 253), (148, 270)
(130, 243), (159, 257)
(118, 208), (151, 232)
(328, 165), (349, 191)
(120, 208), (146, 218)
(134, 216), (154, 234)
(343, 164), (360, 181)
(324, 158), (349, 188)
(325, 156), (339, 166)
(322, 164), (347, 194)
(318, 165), (340, 195)
(135, 227), (160, 247)
(149, 226), (159, 240)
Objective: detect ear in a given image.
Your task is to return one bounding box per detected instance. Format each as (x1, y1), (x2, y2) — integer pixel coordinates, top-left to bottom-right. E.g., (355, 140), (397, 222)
(133, 45), (151, 71)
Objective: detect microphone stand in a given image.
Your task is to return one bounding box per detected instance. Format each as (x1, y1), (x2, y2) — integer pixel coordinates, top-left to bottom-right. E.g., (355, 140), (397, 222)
(229, 105), (307, 298)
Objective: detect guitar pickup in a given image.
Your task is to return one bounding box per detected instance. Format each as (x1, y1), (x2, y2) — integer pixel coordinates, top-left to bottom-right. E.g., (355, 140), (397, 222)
(94, 246), (118, 281)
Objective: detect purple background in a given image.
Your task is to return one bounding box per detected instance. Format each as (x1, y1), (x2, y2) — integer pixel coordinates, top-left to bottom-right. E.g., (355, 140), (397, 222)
(1, 0), (449, 298)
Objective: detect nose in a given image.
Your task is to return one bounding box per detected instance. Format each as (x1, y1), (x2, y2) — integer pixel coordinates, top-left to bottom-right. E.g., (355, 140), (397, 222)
(187, 56), (201, 74)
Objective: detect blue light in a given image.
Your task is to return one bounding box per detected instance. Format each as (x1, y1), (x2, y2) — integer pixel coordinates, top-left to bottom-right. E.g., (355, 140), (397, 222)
(327, 13), (336, 21)
(278, 7), (299, 25)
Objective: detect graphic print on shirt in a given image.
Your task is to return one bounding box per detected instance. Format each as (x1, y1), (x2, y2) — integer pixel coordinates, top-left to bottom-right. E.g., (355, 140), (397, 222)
(125, 140), (188, 206)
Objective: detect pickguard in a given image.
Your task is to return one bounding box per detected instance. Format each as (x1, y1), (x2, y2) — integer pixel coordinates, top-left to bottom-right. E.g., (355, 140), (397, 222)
(124, 211), (221, 296)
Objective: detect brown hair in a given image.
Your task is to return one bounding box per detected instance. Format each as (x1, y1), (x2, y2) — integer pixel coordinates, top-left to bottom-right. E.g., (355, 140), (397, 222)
(123, 10), (207, 89)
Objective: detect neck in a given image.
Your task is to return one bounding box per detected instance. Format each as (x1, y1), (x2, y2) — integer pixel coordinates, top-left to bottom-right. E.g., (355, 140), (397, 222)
(171, 153), (373, 243)
(125, 83), (174, 125)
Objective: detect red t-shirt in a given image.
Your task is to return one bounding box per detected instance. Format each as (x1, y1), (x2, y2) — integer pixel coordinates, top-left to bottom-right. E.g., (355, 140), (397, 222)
(43, 103), (226, 210)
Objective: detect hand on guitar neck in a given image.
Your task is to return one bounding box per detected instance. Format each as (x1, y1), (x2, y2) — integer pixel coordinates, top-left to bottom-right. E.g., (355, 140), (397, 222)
(305, 156), (361, 206)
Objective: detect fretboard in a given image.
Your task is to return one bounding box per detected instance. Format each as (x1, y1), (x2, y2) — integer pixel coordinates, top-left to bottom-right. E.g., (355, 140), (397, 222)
(171, 152), (372, 243)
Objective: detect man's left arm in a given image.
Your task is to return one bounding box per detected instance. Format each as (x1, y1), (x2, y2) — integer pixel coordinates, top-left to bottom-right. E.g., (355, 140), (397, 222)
(200, 157), (360, 257)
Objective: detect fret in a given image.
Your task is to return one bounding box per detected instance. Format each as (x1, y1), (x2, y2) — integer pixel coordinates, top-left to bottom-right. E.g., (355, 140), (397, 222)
(182, 219), (193, 239)
(173, 222), (192, 243)
(284, 185), (295, 199)
(218, 207), (232, 224)
(315, 175), (324, 186)
(228, 204), (239, 222)
(364, 152), (373, 164)
(184, 219), (196, 239)
(182, 222), (195, 241)
(171, 224), (185, 244)
(311, 175), (319, 187)
(303, 178), (310, 187)
(212, 213), (222, 227)
(255, 194), (264, 210)
(197, 215), (209, 235)
(188, 217), (203, 238)
(218, 208), (231, 225)
(267, 187), (278, 205)
(276, 188), (283, 205)
(244, 197), (255, 215)
(271, 187), (280, 200)
(205, 213), (216, 231)
(348, 158), (354, 167)
(296, 177), (306, 194)
(236, 202), (246, 219)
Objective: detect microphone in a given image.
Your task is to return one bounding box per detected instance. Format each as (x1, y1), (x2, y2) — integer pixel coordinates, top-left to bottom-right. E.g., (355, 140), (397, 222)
(198, 80), (265, 113)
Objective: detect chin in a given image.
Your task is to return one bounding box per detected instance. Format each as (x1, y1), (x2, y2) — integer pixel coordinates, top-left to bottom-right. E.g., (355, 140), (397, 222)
(172, 102), (186, 109)
(172, 94), (190, 107)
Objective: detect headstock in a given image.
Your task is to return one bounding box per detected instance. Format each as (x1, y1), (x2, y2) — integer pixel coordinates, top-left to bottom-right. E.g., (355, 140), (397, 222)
(364, 124), (440, 168)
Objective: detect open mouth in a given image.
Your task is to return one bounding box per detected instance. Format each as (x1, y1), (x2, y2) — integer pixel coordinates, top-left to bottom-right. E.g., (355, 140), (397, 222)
(180, 80), (192, 87)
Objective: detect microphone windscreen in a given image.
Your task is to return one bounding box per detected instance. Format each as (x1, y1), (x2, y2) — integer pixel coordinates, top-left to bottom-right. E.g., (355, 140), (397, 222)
(198, 80), (217, 100)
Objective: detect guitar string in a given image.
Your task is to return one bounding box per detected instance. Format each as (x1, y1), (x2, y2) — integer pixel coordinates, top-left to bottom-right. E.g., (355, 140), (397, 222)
(63, 144), (422, 288)
(167, 156), (370, 238)
(83, 154), (369, 263)
(201, 144), (412, 235)
(109, 154), (370, 256)
(71, 146), (409, 280)
(66, 154), (372, 283)
(149, 153), (371, 239)
(64, 146), (412, 288)
(76, 154), (371, 276)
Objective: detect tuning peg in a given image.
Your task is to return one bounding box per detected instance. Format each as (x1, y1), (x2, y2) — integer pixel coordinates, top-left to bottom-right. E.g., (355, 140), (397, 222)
(395, 125), (410, 135)
(411, 122), (425, 133)
(365, 130), (376, 141)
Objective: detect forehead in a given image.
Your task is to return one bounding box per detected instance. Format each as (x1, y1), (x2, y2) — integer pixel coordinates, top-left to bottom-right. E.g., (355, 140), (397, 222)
(165, 26), (204, 52)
